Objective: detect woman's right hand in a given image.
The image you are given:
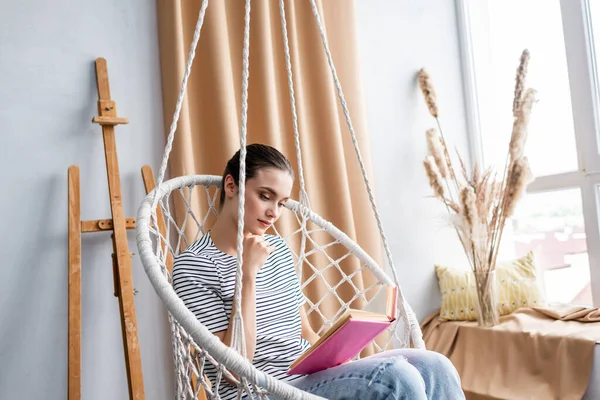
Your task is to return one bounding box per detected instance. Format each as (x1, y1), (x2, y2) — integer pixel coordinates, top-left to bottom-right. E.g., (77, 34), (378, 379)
(242, 234), (275, 278)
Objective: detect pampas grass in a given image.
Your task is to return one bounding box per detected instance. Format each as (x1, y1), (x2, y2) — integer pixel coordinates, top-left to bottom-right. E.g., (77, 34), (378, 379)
(418, 68), (439, 118)
(418, 49), (536, 326)
(426, 129), (449, 178)
(513, 50), (530, 118)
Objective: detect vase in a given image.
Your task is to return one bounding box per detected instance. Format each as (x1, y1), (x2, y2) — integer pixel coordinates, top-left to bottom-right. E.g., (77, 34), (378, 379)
(474, 270), (499, 327)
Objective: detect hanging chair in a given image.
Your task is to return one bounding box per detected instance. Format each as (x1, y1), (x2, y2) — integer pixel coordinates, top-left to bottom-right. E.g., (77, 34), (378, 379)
(136, 0), (424, 399)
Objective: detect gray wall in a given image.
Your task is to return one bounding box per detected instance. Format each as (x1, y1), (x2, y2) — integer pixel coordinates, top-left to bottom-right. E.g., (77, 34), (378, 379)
(0, 0), (468, 398)
(0, 1), (172, 399)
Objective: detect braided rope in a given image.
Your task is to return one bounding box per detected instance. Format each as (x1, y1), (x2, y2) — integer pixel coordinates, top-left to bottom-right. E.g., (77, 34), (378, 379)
(278, 0), (310, 208)
(306, 0), (395, 283)
(232, 0), (252, 360)
(307, 0), (422, 346)
(148, 0), (211, 391)
(277, 0), (312, 282)
(155, 0), (209, 189)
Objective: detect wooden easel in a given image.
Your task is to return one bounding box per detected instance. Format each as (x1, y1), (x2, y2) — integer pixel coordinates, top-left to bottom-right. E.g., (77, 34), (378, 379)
(68, 57), (209, 400)
(68, 57), (148, 400)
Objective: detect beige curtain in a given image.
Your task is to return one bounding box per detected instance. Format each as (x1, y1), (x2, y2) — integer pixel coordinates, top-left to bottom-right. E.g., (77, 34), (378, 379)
(157, 0), (385, 332)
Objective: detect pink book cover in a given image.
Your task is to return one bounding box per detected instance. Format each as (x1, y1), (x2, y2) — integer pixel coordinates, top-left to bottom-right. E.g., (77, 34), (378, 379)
(287, 285), (398, 376)
(287, 318), (392, 375)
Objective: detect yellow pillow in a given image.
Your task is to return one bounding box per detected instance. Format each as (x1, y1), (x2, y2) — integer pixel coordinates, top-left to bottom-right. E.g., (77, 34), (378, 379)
(434, 251), (546, 321)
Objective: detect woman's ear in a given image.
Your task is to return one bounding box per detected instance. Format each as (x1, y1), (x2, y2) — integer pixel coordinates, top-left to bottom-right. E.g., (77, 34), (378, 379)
(224, 174), (238, 198)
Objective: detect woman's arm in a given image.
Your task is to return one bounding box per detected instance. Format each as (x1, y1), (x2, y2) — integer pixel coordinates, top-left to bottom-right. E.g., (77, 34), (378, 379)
(211, 234), (273, 388)
(220, 274), (258, 360)
(299, 305), (320, 346)
(212, 270), (258, 386)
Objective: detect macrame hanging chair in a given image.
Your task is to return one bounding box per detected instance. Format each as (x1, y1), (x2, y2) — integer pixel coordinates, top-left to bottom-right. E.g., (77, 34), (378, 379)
(136, 0), (425, 399)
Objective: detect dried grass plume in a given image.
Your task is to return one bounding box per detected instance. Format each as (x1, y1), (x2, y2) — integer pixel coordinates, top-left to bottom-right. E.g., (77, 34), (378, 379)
(505, 157), (533, 218)
(460, 186), (478, 230)
(509, 88), (537, 160)
(418, 68), (439, 118)
(513, 49), (530, 117)
(426, 128), (449, 178)
(424, 156), (446, 199)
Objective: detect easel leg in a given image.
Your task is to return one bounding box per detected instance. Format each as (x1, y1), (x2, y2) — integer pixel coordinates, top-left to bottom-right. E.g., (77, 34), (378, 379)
(94, 58), (144, 400)
(68, 166), (81, 400)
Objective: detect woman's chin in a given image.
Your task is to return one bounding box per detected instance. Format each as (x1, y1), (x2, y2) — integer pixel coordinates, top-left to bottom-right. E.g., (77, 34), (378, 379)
(245, 227), (265, 236)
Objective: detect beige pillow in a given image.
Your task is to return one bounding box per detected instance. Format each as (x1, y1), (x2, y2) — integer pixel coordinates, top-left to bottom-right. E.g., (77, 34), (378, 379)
(435, 251), (546, 321)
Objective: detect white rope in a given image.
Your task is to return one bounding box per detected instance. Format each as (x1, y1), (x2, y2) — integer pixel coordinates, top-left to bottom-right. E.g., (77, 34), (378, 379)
(278, 0), (311, 282)
(306, 0), (394, 280)
(148, 4), (212, 373)
(232, 0), (252, 360)
(278, 0), (310, 208)
(307, 0), (415, 345)
(155, 0), (209, 189)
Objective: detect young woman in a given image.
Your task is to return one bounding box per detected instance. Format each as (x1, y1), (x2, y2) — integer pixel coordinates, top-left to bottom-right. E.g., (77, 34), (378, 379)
(172, 144), (465, 400)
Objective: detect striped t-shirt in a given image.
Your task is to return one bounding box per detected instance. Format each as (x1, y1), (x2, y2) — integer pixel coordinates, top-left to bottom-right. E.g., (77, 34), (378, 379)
(172, 233), (310, 400)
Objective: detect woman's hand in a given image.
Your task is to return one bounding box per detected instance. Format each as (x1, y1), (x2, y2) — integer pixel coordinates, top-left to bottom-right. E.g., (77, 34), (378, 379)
(218, 234), (272, 372)
(242, 234), (275, 278)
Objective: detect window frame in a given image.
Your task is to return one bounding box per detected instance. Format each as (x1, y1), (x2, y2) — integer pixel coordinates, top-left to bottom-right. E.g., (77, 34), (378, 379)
(456, 0), (600, 305)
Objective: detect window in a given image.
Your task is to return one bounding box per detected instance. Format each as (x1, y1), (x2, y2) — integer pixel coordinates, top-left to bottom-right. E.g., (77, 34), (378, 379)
(458, 0), (600, 305)
(511, 189), (589, 304)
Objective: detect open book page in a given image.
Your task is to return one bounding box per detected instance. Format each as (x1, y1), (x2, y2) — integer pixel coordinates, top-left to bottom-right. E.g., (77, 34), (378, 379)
(345, 309), (393, 321)
(386, 284), (398, 321)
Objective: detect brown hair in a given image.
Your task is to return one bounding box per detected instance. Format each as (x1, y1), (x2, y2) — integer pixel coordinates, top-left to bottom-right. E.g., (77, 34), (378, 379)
(219, 144), (294, 207)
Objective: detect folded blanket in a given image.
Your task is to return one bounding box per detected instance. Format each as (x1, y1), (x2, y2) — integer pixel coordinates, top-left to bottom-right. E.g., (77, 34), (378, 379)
(533, 303), (600, 322)
(421, 307), (600, 400)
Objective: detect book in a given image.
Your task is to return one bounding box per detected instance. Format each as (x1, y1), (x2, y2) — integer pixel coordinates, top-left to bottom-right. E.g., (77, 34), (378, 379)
(287, 285), (398, 375)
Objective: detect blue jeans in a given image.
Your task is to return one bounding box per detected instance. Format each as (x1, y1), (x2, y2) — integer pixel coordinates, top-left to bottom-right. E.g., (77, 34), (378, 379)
(288, 349), (465, 400)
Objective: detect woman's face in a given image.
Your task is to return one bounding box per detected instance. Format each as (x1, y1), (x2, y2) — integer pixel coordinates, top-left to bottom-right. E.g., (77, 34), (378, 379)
(226, 167), (293, 235)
